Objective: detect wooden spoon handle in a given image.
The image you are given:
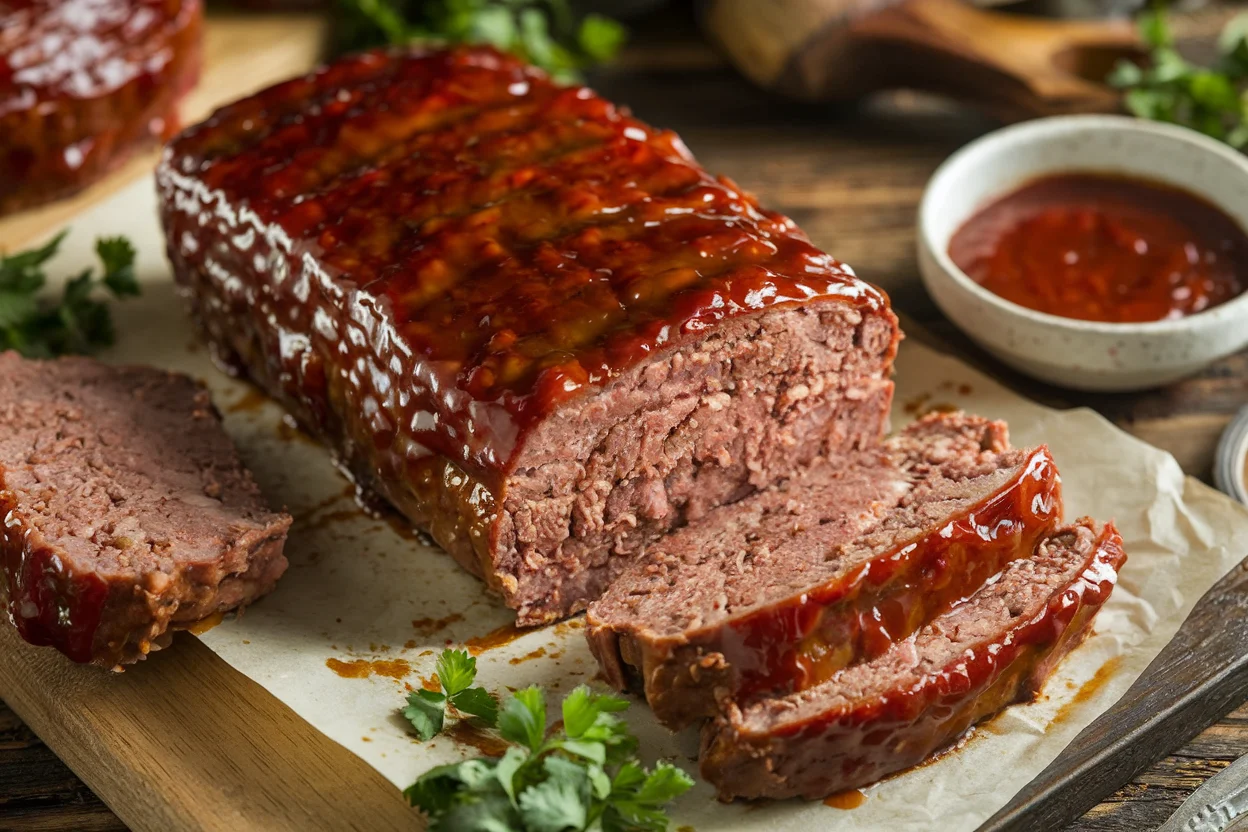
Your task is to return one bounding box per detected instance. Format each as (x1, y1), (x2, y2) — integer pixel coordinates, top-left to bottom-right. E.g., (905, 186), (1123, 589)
(702, 0), (1141, 120)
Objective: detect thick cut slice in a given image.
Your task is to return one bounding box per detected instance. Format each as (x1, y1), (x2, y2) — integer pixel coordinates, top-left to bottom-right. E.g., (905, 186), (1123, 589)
(0, 353), (291, 668)
(700, 519), (1125, 800)
(0, 0), (202, 215)
(157, 45), (900, 624)
(586, 412), (1062, 729)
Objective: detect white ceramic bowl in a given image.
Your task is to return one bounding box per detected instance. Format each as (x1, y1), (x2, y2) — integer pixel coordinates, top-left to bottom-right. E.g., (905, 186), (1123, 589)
(918, 115), (1248, 392)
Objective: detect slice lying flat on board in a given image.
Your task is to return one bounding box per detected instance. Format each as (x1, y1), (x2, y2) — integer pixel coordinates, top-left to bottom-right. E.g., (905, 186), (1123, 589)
(156, 44), (901, 626)
(700, 519), (1125, 800)
(586, 412), (1063, 729)
(0, 353), (291, 668)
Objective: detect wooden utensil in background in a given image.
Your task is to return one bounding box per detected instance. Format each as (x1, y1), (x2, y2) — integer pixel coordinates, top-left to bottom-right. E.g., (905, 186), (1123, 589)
(701, 0), (1141, 120)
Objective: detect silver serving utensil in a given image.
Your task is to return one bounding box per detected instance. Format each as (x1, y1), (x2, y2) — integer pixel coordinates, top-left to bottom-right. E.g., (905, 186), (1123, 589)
(1159, 753), (1248, 832)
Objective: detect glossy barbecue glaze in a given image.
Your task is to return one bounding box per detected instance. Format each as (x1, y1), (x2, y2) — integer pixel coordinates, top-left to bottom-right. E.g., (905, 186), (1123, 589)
(701, 521), (1125, 801)
(0, 488), (108, 664)
(0, 0), (202, 214)
(160, 46), (885, 483)
(733, 447), (1061, 699)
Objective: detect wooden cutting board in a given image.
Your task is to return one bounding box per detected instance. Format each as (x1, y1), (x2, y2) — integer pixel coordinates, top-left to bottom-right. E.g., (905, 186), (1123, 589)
(0, 12), (420, 832)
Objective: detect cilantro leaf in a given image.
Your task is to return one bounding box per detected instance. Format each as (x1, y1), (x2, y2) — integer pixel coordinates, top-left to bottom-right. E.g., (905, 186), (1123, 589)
(451, 686), (500, 725)
(633, 762), (695, 807)
(562, 686), (629, 740)
(333, 0), (627, 82)
(517, 756), (589, 832)
(404, 688), (448, 741)
(437, 648), (479, 697)
(0, 229), (65, 288)
(1110, 7), (1248, 150)
(499, 685), (547, 752)
(0, 230), (140, 358)
(405, 648), (498, 739)
(96, 237), (140, 297)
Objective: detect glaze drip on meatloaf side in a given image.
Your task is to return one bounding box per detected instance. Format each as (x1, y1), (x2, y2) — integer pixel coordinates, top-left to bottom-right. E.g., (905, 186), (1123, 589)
(157, 45), (900, 623)
(587, 412), (1063, 729)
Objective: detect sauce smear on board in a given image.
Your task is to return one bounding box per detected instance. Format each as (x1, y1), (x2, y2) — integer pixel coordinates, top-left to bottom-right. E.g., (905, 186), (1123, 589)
(948, 173), (1248, 323)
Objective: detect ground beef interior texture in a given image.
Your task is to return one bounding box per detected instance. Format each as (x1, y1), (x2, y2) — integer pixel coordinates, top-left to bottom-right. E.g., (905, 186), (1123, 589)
(587, 412), (1063, 729)
(0, 353), (290, 668)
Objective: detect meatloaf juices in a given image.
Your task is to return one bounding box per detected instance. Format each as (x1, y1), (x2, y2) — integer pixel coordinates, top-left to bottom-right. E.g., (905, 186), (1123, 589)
(0, 0), (203, 215)
(702, 519), (1125, 800)
(157, 46), (900, 624)
(588, 413), (1063, 729)
(0, 354), (291, 668)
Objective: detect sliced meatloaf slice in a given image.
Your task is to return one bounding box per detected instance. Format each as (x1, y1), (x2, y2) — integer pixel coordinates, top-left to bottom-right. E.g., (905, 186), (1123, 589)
(158, 45), (900, 626)
(0, 353), (291, 668)
(586, 412), (1062, 729)
(700, 519), (1125, 800)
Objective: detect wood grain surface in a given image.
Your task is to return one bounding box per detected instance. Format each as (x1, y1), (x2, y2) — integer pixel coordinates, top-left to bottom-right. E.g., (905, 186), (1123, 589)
(2, 5), (1247, 832)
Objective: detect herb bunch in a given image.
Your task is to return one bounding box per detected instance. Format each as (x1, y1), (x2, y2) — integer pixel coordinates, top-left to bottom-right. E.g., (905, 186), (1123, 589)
(0, 230), (140, 358)
(401, 649), (694, 831)
(1110, 8), (1248, 148)
(334, 0), (627, 82)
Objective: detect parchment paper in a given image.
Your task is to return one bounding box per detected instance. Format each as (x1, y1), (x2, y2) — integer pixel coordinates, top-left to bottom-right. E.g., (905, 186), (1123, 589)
(42, 177), (1248, 830)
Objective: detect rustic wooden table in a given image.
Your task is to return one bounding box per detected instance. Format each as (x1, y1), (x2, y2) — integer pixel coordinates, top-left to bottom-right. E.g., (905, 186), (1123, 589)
(2, 6), (1246, 831)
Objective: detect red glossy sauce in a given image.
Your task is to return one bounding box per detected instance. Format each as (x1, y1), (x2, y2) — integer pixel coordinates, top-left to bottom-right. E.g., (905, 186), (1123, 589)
(948, 174), (1248, 323)
(1, 492), (109, 664)
(723, 447), (1062, 699)
(161, 46), (885, 483)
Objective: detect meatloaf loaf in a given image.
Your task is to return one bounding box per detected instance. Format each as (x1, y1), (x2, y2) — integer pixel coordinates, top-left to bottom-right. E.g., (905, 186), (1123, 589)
(587, 412), (1062, 729)
(701, 519), (1125, 800)
(1, 0), (202, 215)
(156, 45), (901, 624)
(0, 353), (291, 668)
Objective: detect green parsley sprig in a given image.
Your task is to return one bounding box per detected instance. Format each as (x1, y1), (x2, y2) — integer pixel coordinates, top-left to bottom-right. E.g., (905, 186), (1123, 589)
(404, 648), (500, 740)
(334, 0), (627, 82)
(404, 682), (694, 831)
(0, 230), (140, 358)
(1109, 8), (1248, 148)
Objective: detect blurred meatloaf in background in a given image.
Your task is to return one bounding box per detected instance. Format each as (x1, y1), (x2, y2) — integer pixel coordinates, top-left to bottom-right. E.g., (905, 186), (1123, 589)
(156, 45), (901, 625)
(0, 353), (290, 668)
(0, 0), (202, 215)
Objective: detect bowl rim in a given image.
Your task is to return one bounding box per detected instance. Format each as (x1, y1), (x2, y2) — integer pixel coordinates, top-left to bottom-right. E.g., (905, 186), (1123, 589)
(918, 113), (1248, 335)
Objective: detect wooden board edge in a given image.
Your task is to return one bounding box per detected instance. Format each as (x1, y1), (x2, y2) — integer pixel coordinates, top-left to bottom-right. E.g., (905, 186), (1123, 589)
(0, 623), (421, 832)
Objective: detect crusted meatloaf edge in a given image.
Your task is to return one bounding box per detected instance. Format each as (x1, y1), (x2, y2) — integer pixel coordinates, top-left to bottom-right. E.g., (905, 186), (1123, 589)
(699, 518), (1125, 800)
(0, 353), (291, 669)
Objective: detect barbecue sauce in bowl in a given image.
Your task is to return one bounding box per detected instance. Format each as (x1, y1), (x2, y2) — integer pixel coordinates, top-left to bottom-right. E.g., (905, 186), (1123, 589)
(948, 173), (1248, 323)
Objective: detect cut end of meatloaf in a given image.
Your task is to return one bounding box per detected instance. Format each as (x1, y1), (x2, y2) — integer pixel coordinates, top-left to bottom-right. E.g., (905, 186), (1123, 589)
(586, 411), (1059, 728)
(700, 519), (1125, 801)
(500, 302), (897, 625)
(0, 353), (291, 668)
